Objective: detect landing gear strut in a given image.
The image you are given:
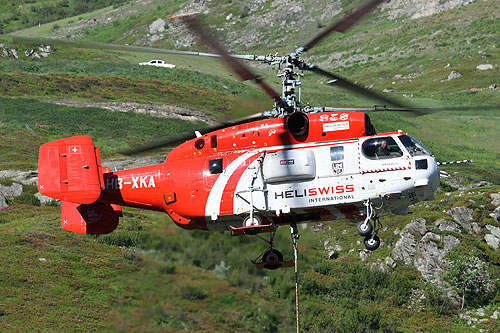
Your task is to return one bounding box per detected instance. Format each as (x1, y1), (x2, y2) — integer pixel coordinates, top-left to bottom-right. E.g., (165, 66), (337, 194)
(359, 200), (381, 251)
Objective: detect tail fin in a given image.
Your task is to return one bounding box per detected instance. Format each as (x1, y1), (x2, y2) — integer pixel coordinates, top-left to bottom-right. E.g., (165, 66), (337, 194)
(38, 136), (104, 204)
(61, 201), (122, 234)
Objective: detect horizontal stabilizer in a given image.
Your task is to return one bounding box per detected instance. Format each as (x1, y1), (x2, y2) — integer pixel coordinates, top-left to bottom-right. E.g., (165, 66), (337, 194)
(38, 136), (103, 204)
(61, 201), (122, 234)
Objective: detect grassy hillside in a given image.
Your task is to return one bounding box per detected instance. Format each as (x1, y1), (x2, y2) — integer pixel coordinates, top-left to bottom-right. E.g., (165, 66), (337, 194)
(1, 182), (500, 331)
(0, 0), (129, 34)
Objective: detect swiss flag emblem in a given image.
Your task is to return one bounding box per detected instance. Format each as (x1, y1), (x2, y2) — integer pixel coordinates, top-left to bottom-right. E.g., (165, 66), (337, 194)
(69, 146), (81, 154)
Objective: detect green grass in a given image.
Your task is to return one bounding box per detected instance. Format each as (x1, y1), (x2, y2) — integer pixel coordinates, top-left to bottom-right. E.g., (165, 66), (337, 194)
(3, 183), (500, 331)
(0, 205), (296, 331)
(0, 0), (129, 34)
(0, 96), (208, 170)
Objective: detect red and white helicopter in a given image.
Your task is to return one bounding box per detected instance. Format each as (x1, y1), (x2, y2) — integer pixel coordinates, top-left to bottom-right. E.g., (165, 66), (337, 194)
(37, 0), (440, 269)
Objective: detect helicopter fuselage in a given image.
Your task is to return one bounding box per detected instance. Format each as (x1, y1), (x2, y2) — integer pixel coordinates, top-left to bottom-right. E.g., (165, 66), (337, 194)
(90, 111), (439, 232)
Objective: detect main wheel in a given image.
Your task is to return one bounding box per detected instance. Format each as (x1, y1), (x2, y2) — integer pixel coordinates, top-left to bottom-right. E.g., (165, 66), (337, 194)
(262, 249), (283, 270)
(364, 235), (381, 251)
(357, 221), (373, 237)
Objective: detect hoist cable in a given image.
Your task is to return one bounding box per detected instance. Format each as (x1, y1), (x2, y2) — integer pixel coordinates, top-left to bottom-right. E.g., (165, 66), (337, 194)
(291, 224), (300, 333)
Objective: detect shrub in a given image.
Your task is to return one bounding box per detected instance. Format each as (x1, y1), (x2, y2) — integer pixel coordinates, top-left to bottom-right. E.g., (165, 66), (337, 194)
(12, 193), (40, 206)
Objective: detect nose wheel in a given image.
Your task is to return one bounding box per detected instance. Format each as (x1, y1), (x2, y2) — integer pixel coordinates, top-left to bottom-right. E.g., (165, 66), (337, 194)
(359, 200), (382, 251)
(364, 234), (381, 251)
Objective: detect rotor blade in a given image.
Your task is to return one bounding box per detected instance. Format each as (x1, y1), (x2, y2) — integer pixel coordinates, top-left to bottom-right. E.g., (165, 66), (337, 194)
(319, 104), (500, 114)
(306, 65), (411, 109)
(121, 112), (267, 155)
(11, 36), (263, 61)
(302, 0), (383, 52)
(181, 16), (283, 104)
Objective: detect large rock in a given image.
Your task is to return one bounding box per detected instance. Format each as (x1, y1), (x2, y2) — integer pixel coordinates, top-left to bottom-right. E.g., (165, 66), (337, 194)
(392, 218), (426, 265)
(491, 207), (500, 222)
(447, 70), (463, 80)
(35, 192), (60, 206)
(491, 193), (500, 207)
(0, 170), (38, 185)
(486, 225), (500, 239)
(149, 18), (166, 34)
(1, 44), (11, 58)
(476, 64), (493, 71)
(392, 218), (460, 285)
(380, 0), (477, 20)
(435, 219), (461, 233)
(0, 183), (23, 197)
(447, 206), (473, 233)
(0, 194), (7, 207)
(414, 233), (460, 282)
(485, 234), (499, 250)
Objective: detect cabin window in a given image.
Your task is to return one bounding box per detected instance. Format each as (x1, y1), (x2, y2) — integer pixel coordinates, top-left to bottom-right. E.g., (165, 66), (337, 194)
(330, 146), (344, 161)
(362, 136), (402, 159)
(208, 158), (223, 174)
(210, 135), (218, 149)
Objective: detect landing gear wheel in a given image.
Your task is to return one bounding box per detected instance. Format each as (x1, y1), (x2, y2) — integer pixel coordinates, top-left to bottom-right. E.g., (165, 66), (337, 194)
(243, 215), (263, 227)
(356, 221), (373, 237)
(262, 249), (283, 270)
(364, 235), (381, 251)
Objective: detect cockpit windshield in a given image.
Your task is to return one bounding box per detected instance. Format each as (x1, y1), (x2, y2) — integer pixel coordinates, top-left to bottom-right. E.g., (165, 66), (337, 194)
(398, 135), (432, 157)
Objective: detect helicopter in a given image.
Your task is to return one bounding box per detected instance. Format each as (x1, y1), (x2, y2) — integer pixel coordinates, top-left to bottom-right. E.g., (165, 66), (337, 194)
(37, 0), (442, 269)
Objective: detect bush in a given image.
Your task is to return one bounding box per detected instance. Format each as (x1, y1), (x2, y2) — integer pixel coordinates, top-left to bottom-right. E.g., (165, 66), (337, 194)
(12, 193), (40, 206)
(180, 285), (207, 300)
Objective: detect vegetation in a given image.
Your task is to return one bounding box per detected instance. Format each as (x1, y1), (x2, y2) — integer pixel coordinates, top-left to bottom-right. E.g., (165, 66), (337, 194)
(0, 0), (129, 33)
(0, 96), (207, 170)
(445, 248), (493, 310)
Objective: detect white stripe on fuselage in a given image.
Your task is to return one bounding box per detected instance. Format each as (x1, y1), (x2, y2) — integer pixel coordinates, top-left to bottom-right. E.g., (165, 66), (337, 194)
(204, 150), (260, 220)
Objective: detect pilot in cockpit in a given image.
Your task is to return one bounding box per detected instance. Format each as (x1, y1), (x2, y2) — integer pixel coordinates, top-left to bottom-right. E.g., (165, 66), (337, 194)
(375, 139), (390, 158)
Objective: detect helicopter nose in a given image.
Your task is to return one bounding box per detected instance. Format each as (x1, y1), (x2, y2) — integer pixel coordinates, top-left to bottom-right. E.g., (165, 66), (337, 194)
(413, 157), (440, 201)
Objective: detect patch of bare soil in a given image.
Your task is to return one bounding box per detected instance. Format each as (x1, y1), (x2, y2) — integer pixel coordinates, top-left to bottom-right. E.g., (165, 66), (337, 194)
(47, 98), (218, 125)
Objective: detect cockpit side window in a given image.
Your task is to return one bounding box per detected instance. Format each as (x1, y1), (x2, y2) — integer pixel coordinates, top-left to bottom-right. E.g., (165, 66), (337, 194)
(362, 136), (403, 159)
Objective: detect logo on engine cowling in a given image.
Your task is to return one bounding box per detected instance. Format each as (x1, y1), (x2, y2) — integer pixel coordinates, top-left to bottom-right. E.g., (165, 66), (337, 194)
(280, 159), (295, 166)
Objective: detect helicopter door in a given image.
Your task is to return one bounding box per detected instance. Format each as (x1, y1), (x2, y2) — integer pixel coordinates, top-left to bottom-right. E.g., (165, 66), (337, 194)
(316, 143), (358, 178)
(359, 136), (409, 173)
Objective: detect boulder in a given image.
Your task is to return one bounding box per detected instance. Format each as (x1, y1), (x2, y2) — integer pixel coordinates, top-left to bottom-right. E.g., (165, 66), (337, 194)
(447, 206), (473, 233)
(385, 256), (396, 268)
(0, 183), (23, 197)
(485, 225), (500, 239)
(484, 234), (499, 250)
(435, 219), (461, 233)
(447, 70), (463, 80)
(491, 207), (500, 222)
(35, 192), (60, 206)
(10, 48), (18, 59)
(0, 194), (7, 207)
(392, 218), (460, 285)
(491, 193), (500, 206)
(0, 170), (38, 185)
(149, 18), (166, 35)
(476, 64), (493, 71)
(1, 44), (10, 58)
